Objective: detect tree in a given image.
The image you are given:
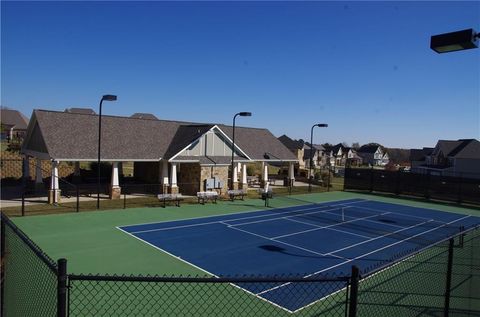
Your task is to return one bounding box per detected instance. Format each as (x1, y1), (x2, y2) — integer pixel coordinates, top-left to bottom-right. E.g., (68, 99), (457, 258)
(352, 142), (360, 149)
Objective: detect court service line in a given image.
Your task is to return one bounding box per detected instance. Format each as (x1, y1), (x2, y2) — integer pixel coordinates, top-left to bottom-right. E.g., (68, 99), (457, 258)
(222, 222), (347, 261)
(130, 200), (365, 235)
(274, 212), (391, 240)
(115, 226), (297, 314)
(256, 215), (471, 297)
(340, 203), (434, 222)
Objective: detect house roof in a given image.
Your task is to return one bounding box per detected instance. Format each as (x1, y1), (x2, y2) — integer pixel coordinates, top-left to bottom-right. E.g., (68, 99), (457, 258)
(409, 148), (434, 161)
(65, 108), (96, 115)
(434, 140), (463, 156)
(0, 109), (29, 130)
(444, 139), (480, 159)
(278, 135), (305, 151)
(130, 113), (159, 120)
(22, 109), (297, 162)
(358, 145), (380, 153)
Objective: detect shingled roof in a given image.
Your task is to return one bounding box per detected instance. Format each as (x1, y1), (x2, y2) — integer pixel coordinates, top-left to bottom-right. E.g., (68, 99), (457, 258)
(22, 109), (297, 162)
(0, 109), (29, 130)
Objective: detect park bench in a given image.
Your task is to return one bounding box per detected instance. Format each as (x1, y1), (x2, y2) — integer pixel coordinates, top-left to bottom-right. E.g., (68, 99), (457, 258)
(157, 194), (184, 208)
(227, 189), (247, 201)
(197, 191), (218, 205)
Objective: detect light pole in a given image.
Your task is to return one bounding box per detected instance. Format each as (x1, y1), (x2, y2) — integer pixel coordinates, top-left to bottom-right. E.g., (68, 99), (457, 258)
(309, 123), (328, 192)
(231, 112), (252, 190)
(97, 94), (117, 209)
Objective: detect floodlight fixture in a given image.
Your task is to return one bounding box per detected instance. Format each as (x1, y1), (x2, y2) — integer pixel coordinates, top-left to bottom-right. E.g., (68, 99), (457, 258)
(430, 28), (479, 53)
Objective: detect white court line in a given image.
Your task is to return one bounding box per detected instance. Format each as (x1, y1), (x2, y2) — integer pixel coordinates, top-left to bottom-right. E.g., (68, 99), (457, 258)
(256, 215), (471, 298)
(130, 200), (366, 234)
(121, 198), (368, 229)
(340, 202), (435, 222)
(274, 212), (390, 239)
(224, 223), (347, 260)
(325, 227), (372, 240)
(115, 226), (297, 314)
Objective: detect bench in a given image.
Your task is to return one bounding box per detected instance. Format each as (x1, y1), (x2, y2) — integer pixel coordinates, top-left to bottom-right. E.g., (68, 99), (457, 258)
(197, 191), (218, 205)
(227, 189), (247, 201)
(157, 194), (184, 208)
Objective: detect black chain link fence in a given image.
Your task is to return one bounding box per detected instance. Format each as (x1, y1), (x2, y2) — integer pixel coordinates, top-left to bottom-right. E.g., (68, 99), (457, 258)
(356, 228), (480, 317)
(68, 274), (351, 317)
(344, 168), (480, 205)
(1, 212), (479, 317)
(1, 213), (58, 317)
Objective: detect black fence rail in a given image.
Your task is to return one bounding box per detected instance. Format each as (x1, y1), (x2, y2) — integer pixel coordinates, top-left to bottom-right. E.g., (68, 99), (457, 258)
(344, 168), (480, 205)
(1, 212), (479, 317)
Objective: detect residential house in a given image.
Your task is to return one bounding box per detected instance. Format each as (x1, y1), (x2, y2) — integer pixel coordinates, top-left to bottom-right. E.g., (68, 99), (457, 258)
(358, 145), (389, 166)
(0, 108), (29, 141)
(412, 139), (480, 177)
(22, 109), (298, 203)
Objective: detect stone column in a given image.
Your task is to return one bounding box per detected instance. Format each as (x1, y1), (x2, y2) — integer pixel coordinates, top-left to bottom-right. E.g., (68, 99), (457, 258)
(170, 162), (179, 194)
(232, 164), (239, 190)
(263, 163), (269, 190)
(161, 160), (169, 193)
(110, 162), (121, 199)
(288, 162), (295, 187)
(48, 160), (61, 204)
(240, 163), (248, 189)
(35, 158), (44, 192)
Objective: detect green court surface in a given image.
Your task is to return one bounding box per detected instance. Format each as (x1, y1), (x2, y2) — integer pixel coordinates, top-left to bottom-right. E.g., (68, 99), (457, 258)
(10, 191), (479, 276)
(6, 191), (480, 316)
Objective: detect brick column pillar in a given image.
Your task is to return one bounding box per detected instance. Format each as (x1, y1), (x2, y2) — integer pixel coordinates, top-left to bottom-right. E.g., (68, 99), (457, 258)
(288, 162), (295, 187)
(110, 162), (121, 199)
(232, 164), (239, 190)
(240, 163), (248, 190)
(169, 162), (179, 194)
(48, 160), (61, 204)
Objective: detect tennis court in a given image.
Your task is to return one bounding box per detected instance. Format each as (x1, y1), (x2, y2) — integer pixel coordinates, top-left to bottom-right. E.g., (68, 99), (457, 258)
(119, 198), (480, 312)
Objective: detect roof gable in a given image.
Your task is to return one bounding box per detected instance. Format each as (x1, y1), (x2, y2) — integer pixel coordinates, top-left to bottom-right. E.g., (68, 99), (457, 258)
(0, 109), (29, 129)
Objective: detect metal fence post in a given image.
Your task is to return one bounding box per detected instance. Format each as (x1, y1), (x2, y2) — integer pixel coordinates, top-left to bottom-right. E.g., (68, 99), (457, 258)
(348, 265), (359, 317)
(444, 238), (454, 317)
(124, 192), (127, 209)
(1, 216), (5, 317)
(57, 258), (68, 317)
(369, 167), (374, 192)
(21, 193), (25, 217)
(76, 187), (80, 213)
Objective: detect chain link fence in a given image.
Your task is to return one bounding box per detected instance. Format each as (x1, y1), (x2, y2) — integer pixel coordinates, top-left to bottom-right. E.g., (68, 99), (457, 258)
(344, 168), (480, 205)
(1, 212), (479, 317)
(1, 213), (58, 317)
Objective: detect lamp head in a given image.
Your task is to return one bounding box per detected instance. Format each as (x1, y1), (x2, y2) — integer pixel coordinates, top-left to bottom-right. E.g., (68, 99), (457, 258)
(316, 123), (328, 128)
(430, 28), (478, 53)
(239, 112), (252, 117)
(263, 153), (270, 160)
(102, 95), (117, 101)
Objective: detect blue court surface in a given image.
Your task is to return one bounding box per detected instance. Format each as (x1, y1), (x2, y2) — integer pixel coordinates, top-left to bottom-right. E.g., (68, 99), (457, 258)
(119, 198), (480, 312)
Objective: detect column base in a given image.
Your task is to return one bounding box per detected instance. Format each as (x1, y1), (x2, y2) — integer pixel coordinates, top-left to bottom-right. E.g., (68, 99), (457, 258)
(48, 190), (61, 204)
(110, 186), (121, 199)
(287, 178), (295, 187)
(169, 186), (179, 194)
(232, 182), (239, 190)
(239, 182), (248, 190)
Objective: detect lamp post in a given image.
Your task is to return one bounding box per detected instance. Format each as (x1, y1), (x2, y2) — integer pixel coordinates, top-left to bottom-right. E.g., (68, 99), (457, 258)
(231, 112), (252, 190)
(97, 94), (117, 209)
(309, 123), (328, 193)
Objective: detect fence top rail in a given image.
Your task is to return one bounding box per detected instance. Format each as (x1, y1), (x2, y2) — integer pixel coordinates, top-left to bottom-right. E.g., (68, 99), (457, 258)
(1, 212), (58, 273)
(361, 225), (479, 279)
(68, 273), (351, 284)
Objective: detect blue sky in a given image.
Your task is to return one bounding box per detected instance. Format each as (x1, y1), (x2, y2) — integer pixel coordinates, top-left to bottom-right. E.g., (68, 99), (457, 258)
(1, 1), (479, 148)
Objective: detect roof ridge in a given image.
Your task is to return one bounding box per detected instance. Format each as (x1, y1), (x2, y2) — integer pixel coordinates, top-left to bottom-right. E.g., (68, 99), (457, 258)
(34, 109), (192, 124)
